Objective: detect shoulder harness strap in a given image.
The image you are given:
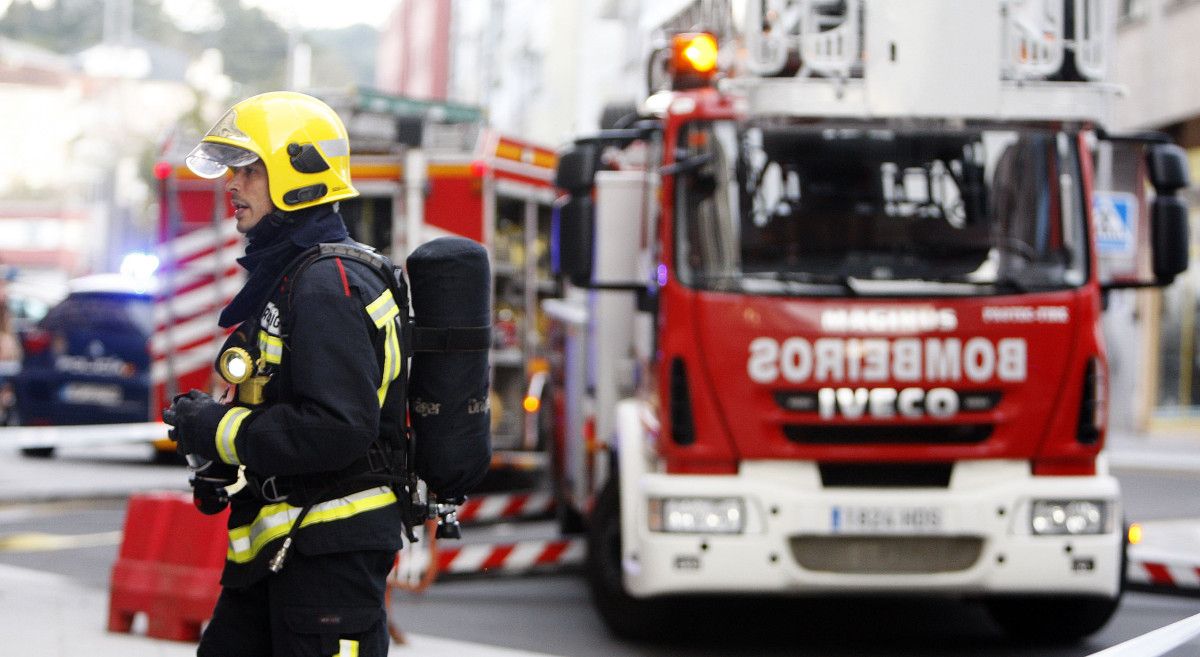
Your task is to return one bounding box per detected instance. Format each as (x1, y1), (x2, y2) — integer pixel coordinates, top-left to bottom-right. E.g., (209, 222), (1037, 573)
(287, 242), (489, 353)
(285, 242), (401, 308)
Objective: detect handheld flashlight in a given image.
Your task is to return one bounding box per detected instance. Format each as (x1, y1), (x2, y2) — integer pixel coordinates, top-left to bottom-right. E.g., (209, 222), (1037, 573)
(218, 346), (268, 405)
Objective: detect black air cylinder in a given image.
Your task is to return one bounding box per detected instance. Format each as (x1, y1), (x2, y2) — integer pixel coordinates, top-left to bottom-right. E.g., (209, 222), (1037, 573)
(406, 237), (493, 499)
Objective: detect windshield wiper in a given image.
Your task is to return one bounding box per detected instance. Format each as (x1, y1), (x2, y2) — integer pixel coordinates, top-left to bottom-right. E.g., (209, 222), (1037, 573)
(740, 271), (859, 296)
(688, 271), (853, 295)
(842, 277), (985, 296)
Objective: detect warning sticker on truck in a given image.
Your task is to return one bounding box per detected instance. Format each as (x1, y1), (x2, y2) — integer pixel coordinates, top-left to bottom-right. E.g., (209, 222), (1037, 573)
(1094, 191), (1138, 257)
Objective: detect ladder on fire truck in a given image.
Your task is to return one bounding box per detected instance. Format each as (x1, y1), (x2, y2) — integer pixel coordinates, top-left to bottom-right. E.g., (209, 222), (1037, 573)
(651, 0), (1118, 124)
(738, 0), (1109, 80)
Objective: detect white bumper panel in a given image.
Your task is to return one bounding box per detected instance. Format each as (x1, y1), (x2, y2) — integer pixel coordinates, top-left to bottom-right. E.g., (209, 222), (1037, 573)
(622, 459), (1122, 599)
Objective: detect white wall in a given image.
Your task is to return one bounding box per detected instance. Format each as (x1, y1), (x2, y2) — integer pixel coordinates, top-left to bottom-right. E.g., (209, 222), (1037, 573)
(449, 0), (657, 148)
(1112, 1), (1200, 131)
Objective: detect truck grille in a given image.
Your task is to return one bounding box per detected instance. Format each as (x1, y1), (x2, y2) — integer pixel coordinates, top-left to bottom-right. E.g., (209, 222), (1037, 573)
(783, 424), (993, 445)
(789, 536), (983, 574)
(818, 462), (952, 487)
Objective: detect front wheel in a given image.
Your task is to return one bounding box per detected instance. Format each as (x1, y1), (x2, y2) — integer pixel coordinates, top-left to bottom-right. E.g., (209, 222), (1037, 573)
(985, 593), (1121, 644)
(21, 447), (55, 458)
(586, 474), (676, 640)
(987, 529), (1126, 644)
(6, 406), (52, 457)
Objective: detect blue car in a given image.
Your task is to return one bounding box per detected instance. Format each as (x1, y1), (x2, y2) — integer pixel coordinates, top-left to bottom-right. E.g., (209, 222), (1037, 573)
(12, 274), (155, 457)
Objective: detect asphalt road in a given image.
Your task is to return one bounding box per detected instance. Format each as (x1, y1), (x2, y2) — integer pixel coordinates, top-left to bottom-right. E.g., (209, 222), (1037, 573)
(0, 446), (1197, 656)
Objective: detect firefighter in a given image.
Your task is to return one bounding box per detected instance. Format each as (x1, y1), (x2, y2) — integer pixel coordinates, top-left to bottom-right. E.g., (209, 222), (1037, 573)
(163, 91), (405, 657)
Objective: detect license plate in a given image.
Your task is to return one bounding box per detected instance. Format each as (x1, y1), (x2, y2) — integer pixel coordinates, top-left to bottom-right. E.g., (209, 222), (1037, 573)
(61, 383), (122, 406)
(831, 505), (943, 534)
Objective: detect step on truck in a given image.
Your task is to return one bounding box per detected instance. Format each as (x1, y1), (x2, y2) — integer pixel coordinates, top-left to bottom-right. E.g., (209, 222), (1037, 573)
(543, 0), (1191, 643)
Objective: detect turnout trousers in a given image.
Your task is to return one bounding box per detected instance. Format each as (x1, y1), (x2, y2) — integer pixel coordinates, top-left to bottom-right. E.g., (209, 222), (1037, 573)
(197, 549), (394, 657)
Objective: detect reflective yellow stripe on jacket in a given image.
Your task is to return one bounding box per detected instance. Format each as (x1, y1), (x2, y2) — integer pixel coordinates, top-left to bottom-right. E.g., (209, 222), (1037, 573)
(215, 406), (252, 465)
(365, 289), (402, 406)
(226, 486), (397, 564)
(258, 330), (284, 365)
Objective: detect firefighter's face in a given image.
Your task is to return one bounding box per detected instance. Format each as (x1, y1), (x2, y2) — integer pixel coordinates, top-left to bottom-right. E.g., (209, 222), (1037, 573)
(226, 159), (275, 234)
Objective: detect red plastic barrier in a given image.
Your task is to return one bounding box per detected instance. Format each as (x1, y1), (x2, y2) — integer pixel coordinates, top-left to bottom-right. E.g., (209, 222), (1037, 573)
(107, 491), (228, 642)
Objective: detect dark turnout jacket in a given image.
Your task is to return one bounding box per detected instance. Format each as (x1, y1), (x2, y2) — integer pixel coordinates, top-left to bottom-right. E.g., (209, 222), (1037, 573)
(191, 206), (406, 587)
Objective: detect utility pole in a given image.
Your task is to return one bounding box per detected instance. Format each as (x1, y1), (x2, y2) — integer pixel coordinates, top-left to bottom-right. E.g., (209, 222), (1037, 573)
(480, 0), (504, 111)
(98, 0), (135, 273)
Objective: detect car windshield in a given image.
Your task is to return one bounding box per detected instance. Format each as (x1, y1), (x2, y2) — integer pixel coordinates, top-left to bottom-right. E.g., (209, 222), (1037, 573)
(673, 121), (1089, 296)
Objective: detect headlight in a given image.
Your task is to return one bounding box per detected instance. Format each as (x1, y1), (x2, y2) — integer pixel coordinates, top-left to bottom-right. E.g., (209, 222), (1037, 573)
(648, 497), (745, 534)
(1030, 500), (1110, 535)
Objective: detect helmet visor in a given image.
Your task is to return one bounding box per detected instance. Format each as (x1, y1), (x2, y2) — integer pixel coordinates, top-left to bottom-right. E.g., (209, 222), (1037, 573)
(185, 142), (259, 179)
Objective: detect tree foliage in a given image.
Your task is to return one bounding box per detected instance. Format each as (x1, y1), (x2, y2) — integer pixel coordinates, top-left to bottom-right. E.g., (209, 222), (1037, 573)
(0, 0), (105, 52)
(0, 0), (376, 94)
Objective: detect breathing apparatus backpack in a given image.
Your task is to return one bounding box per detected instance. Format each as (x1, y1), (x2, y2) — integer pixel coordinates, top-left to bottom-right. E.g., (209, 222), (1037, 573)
(272, 237), (493, 541)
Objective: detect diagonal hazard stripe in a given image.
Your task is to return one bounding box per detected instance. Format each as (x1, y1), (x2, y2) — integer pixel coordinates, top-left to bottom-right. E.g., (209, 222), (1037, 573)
(433, 538), (586, 576)
(1142, 562), (1175, 586)
(480, 544), (516, 572)
(536, 540), (572, 566)
(456, 492), (554, 523)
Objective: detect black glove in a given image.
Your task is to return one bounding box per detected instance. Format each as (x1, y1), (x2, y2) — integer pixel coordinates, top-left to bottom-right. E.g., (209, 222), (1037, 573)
(189, 459), (240, 515)
(162, 389), (226, 462)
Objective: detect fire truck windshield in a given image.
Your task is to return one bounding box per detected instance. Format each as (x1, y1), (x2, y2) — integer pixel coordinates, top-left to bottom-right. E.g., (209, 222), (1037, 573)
(673, 121), (1089, 296)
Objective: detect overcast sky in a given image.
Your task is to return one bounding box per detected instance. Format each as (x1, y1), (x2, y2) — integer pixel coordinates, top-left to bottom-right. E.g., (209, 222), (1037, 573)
(0, 0), (399, 32)
(240, 0), (398, 30)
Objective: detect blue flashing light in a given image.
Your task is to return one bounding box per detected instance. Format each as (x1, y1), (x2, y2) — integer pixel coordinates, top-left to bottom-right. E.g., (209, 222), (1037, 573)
(120, 252), (160, 280)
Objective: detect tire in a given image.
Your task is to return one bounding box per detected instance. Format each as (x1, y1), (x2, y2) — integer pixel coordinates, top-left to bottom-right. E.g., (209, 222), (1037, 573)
(986, 594), (1120, 644)
(586, 474), (675, 640)
(986, 532), (1126, 643)
(10, 408), (53, 457)
(21, 447), (55, 458)
(5, 404), (50, 457)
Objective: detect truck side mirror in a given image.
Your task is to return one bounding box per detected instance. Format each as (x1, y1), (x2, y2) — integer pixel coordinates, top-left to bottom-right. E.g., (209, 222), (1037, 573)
(1152, 195), (1190, 285)
(1148, 143), (1190, 193)
(552, 194), (594, 287)
(554, 143), (598, 193)
(1097, 135), (1193, 290)
(1146, 143), (1190, 285)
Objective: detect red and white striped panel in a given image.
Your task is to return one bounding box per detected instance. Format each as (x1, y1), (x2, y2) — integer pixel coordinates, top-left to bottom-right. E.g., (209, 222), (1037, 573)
(436, 538), (585, 576)
(456, 492), (556, 524)
(155, 221), (243, 293)
(150, 222), (244, 386)
(1127, 559), (1200, 590)
(1125, 520), (1200, 592)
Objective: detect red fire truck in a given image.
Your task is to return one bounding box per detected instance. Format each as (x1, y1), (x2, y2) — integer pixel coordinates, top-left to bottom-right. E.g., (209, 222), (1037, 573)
(151, 89), (558, 462)
(544, 0), (1191, 642)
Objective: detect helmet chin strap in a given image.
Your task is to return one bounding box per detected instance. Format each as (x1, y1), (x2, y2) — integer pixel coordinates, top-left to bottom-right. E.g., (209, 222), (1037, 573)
(269, 201), (338, 226)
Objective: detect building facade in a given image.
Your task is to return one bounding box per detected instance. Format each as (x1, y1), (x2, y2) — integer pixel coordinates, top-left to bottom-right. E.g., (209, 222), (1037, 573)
(0, 35), (207, 282)
(1110, 0), (1200, 432)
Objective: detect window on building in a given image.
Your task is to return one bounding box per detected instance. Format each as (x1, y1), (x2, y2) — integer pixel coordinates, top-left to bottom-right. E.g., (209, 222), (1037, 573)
(1119, 0), (1148, 22)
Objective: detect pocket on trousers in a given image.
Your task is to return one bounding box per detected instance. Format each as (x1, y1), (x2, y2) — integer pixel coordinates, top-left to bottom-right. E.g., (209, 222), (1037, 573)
(284, 606), (382, 655)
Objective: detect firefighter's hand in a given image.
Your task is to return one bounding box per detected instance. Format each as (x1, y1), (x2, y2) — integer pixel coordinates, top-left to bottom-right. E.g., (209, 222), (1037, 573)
(164, 389), (225, 461)
(161, 390), (200, 441)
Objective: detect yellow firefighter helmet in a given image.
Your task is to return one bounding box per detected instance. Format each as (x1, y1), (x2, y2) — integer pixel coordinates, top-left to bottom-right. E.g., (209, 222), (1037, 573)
(185, 91), (359, 210)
